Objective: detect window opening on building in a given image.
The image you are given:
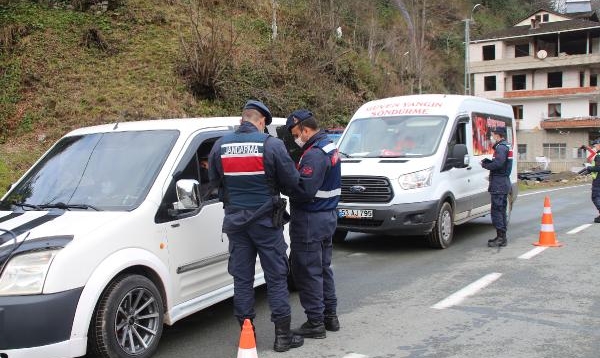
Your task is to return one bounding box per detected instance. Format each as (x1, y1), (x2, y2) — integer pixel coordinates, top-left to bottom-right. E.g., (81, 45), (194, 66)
(542, 14), (549, 22)
(580, 71), (585, 87)
(482, 45), (495, 61)
(543, 143), (566, 159)
(590, 102), (598, 116)
(512, 74), (526, 90)
(484, 76), (497, 91)
(591, 74), (598, 86)
(548, 103), (561, 118)
(515, 44), (529, 57)
(518, 144), (527, 160)
(547, 72), (562, 88)
(535, 14), (542, 22)
(513, 105), (523, 120)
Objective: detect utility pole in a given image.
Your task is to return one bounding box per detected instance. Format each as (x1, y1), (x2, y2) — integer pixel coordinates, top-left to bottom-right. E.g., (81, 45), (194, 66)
(464, 3), (482, 96)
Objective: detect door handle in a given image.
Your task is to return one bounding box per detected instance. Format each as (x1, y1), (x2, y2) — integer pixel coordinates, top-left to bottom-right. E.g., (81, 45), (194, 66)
(171, 223), (180, 228)
(466, 166), (472, 170)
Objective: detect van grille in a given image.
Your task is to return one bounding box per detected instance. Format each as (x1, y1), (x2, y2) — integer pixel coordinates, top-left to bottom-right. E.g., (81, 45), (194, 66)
(340, 176), (393, 203)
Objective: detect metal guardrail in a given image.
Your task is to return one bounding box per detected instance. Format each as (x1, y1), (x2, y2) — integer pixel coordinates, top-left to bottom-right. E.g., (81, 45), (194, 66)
(517, 161), (584, 173)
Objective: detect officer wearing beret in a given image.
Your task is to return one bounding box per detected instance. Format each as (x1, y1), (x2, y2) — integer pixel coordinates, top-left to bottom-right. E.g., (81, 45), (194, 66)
(285, 109), (341, 339)
(481, 126), (513, 247)
(582, 138), (600, 222)
(208, 100), (304, 352)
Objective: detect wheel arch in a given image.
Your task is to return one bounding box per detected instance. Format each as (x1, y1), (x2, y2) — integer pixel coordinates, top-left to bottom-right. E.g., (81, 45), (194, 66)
(69, 248), (172, 351)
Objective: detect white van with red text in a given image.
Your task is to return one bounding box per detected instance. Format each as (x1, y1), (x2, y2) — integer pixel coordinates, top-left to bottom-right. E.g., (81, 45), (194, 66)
(334, 94), (517, 248)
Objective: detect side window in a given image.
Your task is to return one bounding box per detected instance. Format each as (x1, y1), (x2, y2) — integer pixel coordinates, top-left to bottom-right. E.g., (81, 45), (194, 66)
(443, 118), (468, 171)
(155, 133), (225, 223)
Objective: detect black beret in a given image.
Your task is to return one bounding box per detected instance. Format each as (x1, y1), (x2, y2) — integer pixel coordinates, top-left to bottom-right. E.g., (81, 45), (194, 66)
(243, 100), (272, 125)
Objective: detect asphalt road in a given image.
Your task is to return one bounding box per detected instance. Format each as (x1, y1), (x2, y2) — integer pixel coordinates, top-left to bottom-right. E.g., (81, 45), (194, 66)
(151, 184), (600, 358)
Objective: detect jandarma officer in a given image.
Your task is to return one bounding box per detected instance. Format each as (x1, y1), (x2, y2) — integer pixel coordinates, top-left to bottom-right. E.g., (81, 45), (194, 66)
(582, 138), (600, 223)
(207, 100), (304, 352)
(481, 126), (513, 247)
(285, 109), (341, 339)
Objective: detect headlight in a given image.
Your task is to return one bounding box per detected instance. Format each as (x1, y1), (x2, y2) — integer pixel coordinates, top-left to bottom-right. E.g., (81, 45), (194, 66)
(398, 167), (433, 190)
(0, 250), (59, 296)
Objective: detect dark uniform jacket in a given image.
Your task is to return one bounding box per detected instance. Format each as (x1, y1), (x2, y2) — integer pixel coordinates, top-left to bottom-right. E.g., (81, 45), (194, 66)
(290, 130), (341, 212)
(481, 139), (512, 194)
(208, 121), (304, 232)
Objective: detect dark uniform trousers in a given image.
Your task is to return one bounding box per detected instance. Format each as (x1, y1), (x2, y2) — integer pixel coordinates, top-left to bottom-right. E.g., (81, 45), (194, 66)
(490, 191), (508, 233)
(289, 209), (337, 322)
(227, 213), (291, 323)
(592, 186), (600, 212)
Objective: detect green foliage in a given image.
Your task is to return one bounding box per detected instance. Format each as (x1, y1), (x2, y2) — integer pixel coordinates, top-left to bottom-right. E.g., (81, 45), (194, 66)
(0, 60), (21, 142)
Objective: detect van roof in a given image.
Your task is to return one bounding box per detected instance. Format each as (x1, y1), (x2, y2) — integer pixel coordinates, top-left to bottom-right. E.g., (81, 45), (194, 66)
(352, 94), (512, 120)
(65, 117), (288, 137)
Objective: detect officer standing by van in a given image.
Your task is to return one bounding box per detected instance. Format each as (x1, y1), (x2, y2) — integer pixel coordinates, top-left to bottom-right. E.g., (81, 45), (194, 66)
(208, 100), (304, 352)
(481, 126), (512, 247)
(581, 138), (600, 223)
(285, 109), (341, 339)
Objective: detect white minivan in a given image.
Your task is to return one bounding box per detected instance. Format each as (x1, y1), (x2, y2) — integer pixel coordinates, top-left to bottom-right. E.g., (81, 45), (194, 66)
(334, 94), (518, 248)
(0, 117), (288, 358)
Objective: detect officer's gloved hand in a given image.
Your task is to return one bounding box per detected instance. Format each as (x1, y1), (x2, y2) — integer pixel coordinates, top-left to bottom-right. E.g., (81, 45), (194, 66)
(481, 158), (492, 165)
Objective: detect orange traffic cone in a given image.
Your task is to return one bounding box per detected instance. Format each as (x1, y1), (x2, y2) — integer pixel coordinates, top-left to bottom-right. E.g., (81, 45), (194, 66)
(533, 196), (562, 247)
(237, 319), (258, 358)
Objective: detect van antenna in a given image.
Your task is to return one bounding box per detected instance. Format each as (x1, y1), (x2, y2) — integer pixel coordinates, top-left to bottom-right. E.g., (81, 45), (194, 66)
(113, 122), (119, 130)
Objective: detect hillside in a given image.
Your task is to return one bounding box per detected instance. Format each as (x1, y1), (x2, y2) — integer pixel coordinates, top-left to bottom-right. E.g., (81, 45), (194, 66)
(0, 0), (549, 194)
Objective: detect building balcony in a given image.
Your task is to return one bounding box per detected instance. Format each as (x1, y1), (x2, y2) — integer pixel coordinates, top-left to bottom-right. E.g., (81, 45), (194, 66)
(470, 53), (600, 74)
(540, 116), (600, 129)
(504, 86), (600, 99)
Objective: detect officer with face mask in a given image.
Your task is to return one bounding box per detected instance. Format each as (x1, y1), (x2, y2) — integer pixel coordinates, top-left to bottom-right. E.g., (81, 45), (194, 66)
(208, 100), (304, 352)
(481, 126), (513, 247)
(285, 109), (341, 339)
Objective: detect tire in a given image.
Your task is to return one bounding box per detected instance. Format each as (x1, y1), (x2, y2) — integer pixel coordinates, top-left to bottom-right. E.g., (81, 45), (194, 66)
(88, 275), (164, 358)
(426, 201), (454, 249)
(332, 229), (348, 244)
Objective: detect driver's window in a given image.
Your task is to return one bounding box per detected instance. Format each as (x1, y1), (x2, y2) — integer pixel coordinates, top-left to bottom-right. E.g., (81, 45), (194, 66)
(155, 135), (221, 223)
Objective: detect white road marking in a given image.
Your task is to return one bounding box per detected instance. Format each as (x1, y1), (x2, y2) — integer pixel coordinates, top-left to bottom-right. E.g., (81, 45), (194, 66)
(567, 224), (592, 235)
(343, 354), (369, 358)
(431, 273), (502, 310)
(518, 246), (547, 260)
(518, 184), (589, 197)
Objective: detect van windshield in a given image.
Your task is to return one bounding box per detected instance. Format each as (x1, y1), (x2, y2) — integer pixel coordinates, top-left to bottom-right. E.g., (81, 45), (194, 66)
(337, 116), (448, 158)
(0, 130), (178, 211)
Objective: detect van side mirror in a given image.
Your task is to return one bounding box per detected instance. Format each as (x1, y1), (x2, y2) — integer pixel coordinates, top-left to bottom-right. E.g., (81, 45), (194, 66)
(175, 179), (200, 211)
(448, 144), (469, 169)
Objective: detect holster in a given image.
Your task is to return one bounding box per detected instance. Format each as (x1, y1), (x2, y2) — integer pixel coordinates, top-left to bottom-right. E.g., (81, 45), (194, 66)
(272, 197), (290, 227)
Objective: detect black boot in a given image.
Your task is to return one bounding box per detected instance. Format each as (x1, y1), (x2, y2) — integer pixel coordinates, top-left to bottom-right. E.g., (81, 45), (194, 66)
(292, 319), (326, 339)
(594, 215), (600, 223)
(324, 313), (340, 332)
(489, 231), (507, 247)
(487, 229), (501, 245)
(273, 316), (304, 352)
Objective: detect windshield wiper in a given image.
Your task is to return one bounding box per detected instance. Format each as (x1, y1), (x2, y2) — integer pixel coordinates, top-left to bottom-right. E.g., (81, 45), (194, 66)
(11, 201), (43, 210)
(40, 202), (102, 211)
(338, 151), (352, 158)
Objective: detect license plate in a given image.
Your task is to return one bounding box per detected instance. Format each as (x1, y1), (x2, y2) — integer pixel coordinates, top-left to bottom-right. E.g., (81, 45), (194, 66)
(338, 209), (373, 219)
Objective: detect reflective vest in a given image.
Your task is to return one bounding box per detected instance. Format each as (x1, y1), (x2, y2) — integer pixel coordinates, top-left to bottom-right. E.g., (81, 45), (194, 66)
(299, 139), (341, 211)
(591, 153), (600, 180)
(220, 132), (272, 209)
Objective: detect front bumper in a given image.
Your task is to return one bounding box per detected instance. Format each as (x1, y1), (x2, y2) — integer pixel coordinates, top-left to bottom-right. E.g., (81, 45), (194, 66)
(336, 200), (439, 236)
(0, 287), (83, 352)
